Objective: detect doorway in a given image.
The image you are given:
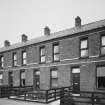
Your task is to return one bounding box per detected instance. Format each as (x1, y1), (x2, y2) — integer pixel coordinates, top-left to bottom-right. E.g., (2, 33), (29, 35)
(72, 67), (80, 94)
(33, 70), (40, 90)
(8, 71), (13, 87)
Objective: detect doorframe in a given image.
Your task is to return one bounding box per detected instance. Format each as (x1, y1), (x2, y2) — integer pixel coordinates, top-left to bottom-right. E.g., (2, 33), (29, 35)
(71, 66), (80, 94)
(33, 69), (40, 90)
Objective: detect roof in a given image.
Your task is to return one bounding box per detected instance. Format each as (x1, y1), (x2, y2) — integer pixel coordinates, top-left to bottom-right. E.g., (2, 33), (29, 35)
(0, 19), (105, 53)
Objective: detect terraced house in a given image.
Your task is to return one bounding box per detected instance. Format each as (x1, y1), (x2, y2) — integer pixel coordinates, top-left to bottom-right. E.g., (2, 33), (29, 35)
(0, 16), (105, 95)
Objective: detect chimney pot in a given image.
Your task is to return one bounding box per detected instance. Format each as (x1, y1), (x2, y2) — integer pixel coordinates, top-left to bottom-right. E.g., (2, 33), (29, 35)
(75, 16), (81, 27)
(44, 26), (50, 36)
(22, 34), (28, 42)
(4, 40), (10, 47)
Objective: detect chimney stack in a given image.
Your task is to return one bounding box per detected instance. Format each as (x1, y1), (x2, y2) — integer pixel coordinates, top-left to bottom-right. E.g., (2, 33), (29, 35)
(4, 40), (10, 47)
(75, 16), (81, 28)
(22, 34), (28, 42)
(44, 26), (50, 36)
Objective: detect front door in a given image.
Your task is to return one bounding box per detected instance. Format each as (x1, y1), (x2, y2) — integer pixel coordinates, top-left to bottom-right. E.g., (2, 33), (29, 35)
(72, 68), (80, 94)
(8, 72), (13, 87)
(34, 70), (40, 90)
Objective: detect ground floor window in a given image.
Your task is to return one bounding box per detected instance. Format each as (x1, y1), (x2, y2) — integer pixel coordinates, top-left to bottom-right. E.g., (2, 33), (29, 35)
(97, 66), (105, 89)
(20, 70), (25, 87)
(50, 67), (58, 88)
(0, 73), (3, 85)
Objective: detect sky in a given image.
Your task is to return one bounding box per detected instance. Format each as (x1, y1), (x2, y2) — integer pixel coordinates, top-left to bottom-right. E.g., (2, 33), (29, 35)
(0, 0), (105, 47)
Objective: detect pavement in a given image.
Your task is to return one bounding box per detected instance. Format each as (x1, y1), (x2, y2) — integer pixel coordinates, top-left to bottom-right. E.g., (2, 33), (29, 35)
(0, 98), (60, 105)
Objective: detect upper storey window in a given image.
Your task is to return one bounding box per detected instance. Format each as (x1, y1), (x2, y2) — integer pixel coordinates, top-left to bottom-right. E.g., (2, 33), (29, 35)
(53, 43), (60, 62)
(0, 56), (4, 68)
(101, 35), (105, 55)
(13, 53), (17, 67)
(40, 46), (46, 63)
(80, 38), (88, 58)
(22, 51), (27, 65)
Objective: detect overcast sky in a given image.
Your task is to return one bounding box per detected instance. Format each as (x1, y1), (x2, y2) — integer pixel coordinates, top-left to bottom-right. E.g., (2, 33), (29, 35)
(0, 0), (105, 47)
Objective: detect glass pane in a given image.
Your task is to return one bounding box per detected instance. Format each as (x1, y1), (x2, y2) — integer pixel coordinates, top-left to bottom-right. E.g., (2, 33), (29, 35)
(98, 77), (105, 88)
(51, 70), (57, 78)
(21, 72), (25, 79)
(40, 48), (45, 56)
(81, 39), (87, 49)
(1, 57), (4, 62)
(54, 45), (59, 53)
(72, 68), (80, 73)
(23, 59), (27, 64)
(1, 63), (4, 68)
(14, 61), (17, 66)
(54, 54), (60, 61)
(52, 79), (58, 88)
(35, 71), (40, 75)
(102, 36), (105, 46)
(0, 74), (3, 79)
(101, 47), (105, 55)
(14, 53), (17, 60)
(41, 56), (45, 62)
(97, 66), (105, 77)
(23, 52), (26, 58)
(80, 49), (88, 57)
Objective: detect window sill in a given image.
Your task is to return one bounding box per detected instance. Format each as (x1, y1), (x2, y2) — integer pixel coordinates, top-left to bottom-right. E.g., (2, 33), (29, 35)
(52, 60), (60, 63)
(39, 62), (46, 64)
(79, 56), (89, 59)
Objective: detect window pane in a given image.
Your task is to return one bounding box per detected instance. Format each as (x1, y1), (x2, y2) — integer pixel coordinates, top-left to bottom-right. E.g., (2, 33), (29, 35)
(14, 61), (17, 66)
(54, 54), (60, 61)
(81, 40), (87, 49)
(101, 47), (105, 55)
(41, 56), (45, 62)
(23, 59), (27, 65)
(72, 68), (80, 73)
(23, 52), (26, 58)
(52, 79), (58, 88)
(102, 36), (105, 46)
(1, 63), (4, 68)
(40, 48), (45, 56)
(0, 74), (3, 79)
(97, 66), (105, 77)
(35, 71), (40, 75)
(1, 57), (4, 62)
(21, 72), (25, 79)
(13, 53), (17, 60)
(80, 49), (88, 57)
(51, 70), (57, 78)
(54, 45), (59, 53)
(98, 77), (105, 88)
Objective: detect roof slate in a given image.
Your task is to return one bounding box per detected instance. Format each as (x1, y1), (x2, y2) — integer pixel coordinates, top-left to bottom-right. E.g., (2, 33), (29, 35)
(0, 19), (105, 53)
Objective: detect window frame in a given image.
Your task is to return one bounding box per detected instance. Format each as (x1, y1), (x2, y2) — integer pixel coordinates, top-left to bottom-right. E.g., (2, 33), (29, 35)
(39, 46), (46, 63)
(96, 65), (105, 90)
(20, 70), (25, 87)
(0, 73), (3, 85)
(34, 69), (40, 90)
(100, 34), (105, 56)
(79, 37), (89, 58)
(50, 67), (58, 89)
(0, 56), (4, 68)
(52, 42), (60, 62)
(22, 50), (27, 65)
(13, 52), (17, 67)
